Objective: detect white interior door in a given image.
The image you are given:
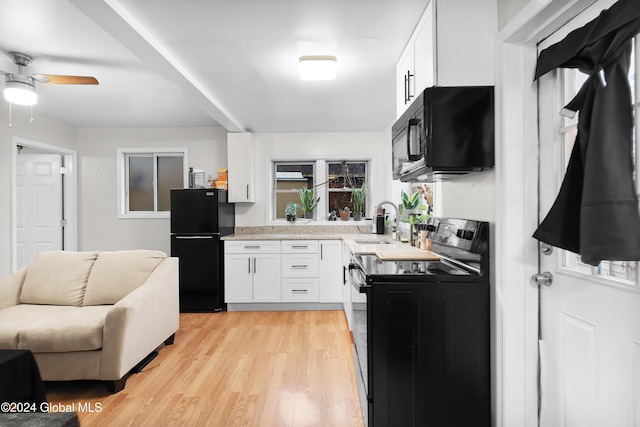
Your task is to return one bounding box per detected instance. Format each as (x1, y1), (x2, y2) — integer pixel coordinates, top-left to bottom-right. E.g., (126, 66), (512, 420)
(16, 154), (63, 268)
(537, 2), (640, 426)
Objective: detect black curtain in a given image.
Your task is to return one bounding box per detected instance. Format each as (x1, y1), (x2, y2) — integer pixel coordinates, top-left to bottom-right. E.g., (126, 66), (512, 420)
(533, 0), (640, 266)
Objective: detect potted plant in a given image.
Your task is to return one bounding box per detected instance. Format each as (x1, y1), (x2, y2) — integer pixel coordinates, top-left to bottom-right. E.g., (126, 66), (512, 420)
(339, 207), (351, 221)
(400, 190), (421, 217)
(285, 201), (298, 223)
(350, 183), (366, 221)
(299, 188), (320, 219)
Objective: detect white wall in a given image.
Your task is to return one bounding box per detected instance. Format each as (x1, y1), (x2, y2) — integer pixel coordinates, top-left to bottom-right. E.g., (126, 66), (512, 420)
(76, 127), (227, 254)
(234, 130), (391, 226)
(0, 104), (77, 277)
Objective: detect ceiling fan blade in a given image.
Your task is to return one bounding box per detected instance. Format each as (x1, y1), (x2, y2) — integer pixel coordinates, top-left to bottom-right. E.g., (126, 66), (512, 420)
(32, 74), (99, 85)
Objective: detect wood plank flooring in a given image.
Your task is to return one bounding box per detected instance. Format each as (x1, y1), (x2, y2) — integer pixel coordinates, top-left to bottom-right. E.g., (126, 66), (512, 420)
(45, 310), (364, 427)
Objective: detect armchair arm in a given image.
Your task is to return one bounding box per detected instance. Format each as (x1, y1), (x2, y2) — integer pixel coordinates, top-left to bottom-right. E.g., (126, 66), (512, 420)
(0, 265), (29, 310)
(100, 257), (179, 380)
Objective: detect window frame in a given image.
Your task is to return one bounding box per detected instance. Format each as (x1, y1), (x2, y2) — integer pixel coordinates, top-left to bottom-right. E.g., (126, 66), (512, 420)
(268, 157), (372, 224)
(117, 148), (189, 219)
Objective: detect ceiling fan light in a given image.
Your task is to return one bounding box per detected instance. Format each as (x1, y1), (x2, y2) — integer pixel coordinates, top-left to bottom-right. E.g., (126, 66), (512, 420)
(299, 56), (337, 81)
(4, 75), (37, 106)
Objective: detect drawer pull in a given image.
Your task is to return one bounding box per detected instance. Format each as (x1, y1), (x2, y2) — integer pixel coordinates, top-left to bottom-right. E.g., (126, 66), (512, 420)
(244, 245), (260, 249)
(291, 289), (309, 294)
(291, 245), (309, 249)
(291, 265), (308, 269)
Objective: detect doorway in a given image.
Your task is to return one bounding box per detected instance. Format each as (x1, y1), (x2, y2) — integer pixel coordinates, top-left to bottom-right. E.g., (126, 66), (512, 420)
(536, 2), (640, 425)
(11, 137), (78, 271)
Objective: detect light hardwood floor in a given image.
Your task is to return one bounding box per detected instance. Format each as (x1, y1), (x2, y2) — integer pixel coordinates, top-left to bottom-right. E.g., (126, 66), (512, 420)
(45, 310), (364, 427)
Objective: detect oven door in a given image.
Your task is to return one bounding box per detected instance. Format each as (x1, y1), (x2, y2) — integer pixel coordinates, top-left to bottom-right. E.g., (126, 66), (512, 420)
(348, 260), (371, 425)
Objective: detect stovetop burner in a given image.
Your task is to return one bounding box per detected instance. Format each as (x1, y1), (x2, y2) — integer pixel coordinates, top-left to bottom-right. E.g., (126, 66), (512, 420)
(353, 218), (490, 284)
(358, 255), (471, 276)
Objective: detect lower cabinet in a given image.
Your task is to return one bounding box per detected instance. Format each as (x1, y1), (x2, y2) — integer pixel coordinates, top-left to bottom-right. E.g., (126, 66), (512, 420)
(224, 239), (342, 307)
(224, 241), (282, 303)
(319, 240), (342, 303)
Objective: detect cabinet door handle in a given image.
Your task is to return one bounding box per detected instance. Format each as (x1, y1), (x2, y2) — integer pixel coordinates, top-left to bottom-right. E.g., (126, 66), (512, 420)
(248, 257), (251, 274)
(246, 184), (249, 200)
(404, 72), (409, 104)
(406, 70), (414, 103)
(320, 244), (323, 260)
(291, 289), (308, 294)
(254, 257), (257, 274)
(291, 265), (308, 269)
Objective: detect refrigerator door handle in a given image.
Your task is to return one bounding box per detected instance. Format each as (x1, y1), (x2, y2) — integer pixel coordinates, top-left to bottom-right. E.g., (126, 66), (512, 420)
(175, 235), (215, 239)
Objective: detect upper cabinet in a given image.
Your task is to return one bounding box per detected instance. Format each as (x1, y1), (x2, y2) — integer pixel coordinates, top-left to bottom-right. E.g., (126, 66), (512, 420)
(396, 2), (434, 116)
(396, 0), (497, 118)
(227, 132), (255, 203)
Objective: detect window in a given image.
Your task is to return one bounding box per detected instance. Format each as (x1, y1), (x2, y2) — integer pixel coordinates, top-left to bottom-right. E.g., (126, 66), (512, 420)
(118, 148), (188, 218)
(557, 37), (640, 285)
(274, 162), (315, 219)
(327, 161), (367, 214)
(271, 159), (369, 222)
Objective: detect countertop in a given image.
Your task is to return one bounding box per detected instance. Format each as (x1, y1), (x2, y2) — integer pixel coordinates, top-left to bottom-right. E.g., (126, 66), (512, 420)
(222, 230), (422, 255)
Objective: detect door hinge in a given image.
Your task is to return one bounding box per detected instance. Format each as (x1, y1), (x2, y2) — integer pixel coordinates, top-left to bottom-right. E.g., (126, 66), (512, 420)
(60, 219), (67, 228)
(60, 166), (68, 175)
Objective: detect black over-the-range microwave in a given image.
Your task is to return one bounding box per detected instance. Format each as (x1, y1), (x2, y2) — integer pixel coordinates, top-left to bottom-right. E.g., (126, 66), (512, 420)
(392, 85), (495, 182)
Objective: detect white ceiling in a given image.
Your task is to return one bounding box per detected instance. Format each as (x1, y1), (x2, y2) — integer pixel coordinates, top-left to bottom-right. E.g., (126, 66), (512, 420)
(0, 0), (429, 133)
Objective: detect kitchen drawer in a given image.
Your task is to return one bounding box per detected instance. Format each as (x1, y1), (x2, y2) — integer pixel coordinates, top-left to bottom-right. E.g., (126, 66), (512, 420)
(281, 240), (318, 254)
(282, 254), (319, 277)
(225, 240), (281, 254)
(282, 278), (319, 302)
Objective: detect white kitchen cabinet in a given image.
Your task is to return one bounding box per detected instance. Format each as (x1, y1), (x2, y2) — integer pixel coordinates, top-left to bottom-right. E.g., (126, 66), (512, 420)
(396, 1), (434, 117)
(224, 253), (254, 302)
(396, 0), (496, 118)
(225, 239), (344, 308)
(319, 240), (342, 303)
(227, 132), (255, 203)
(282, 240), (320, 302)
(342, 241), (353, 330)
(224, 240), (281, 303)
(282, 278), (319, 302)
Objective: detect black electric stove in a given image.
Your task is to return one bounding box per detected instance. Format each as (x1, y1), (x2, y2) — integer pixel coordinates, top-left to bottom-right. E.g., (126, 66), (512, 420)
(349, 217), (490, 427)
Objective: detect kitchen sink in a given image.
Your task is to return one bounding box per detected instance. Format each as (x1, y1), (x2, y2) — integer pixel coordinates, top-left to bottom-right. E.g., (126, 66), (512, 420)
(354, 239), (395, 245)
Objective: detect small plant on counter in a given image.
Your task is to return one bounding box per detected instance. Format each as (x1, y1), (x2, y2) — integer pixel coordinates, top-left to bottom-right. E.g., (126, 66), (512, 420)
(299, 188), (320, 219)
(340, 206), (351, 221)
(285, 201), (298, 223)
(400, 190), (421, 211)
(350, 183), (366, 221)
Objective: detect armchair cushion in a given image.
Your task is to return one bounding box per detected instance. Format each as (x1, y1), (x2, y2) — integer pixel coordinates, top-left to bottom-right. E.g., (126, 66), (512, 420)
(19, 251), (98, 307)
(83, 250), (166, 306)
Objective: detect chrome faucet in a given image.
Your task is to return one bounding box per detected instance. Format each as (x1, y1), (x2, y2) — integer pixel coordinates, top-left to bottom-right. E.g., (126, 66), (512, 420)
(374, 201), (400, 241)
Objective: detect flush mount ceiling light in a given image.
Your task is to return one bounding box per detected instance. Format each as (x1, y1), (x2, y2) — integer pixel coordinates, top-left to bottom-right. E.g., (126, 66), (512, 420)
(299, 55), (337, 81)
(4, 74), (37, 106)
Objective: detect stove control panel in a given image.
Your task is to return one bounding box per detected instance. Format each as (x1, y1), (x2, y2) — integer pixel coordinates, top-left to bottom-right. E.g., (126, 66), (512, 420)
(430, 218), (481, 252)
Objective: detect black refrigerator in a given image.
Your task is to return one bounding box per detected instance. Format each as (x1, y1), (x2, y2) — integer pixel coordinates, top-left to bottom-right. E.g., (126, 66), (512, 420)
(170, 189), (235, 312)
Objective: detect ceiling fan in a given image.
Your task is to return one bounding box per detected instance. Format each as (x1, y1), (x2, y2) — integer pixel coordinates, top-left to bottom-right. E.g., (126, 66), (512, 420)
(0, 51), (99, 106)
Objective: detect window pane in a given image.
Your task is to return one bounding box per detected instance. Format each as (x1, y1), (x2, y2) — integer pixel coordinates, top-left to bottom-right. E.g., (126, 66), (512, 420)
(157, 156), (184, 211)
(327, 161), (367, 215)
(275, 163), (314, 219)
(128, 156), (154, 211)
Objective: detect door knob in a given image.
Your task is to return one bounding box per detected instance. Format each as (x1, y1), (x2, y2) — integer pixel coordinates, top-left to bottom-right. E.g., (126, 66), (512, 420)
(531, 271), (553, 286)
